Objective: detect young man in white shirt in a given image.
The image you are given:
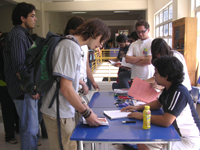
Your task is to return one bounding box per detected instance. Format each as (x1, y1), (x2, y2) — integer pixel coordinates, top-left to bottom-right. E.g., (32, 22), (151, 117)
(125, 20), (154, 84)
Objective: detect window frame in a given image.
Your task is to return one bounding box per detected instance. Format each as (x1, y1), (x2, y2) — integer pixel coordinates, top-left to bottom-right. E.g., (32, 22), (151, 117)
(154, 3), (173, 47)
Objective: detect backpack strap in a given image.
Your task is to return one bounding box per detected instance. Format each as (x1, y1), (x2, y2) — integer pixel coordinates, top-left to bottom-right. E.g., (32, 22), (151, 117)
(48, 80), (63, 150)
(47, 35), (81, 150)
(55, 81), (63, 150)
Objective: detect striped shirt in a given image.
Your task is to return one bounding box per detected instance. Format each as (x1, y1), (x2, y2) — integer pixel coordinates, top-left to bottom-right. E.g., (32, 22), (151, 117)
(159, 83), (200, 137)
(3, 25), (33, 100)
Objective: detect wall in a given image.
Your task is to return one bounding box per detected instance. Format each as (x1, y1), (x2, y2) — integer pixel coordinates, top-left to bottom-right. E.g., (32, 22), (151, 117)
(153, 0), (172, 14)
(0, 5), (15, 32)
(47, 12), (67, 35)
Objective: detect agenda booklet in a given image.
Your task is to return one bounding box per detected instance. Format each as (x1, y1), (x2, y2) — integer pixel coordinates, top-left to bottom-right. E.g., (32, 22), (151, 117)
(82, 117), (109, 126)
(103, 110), (131, 120)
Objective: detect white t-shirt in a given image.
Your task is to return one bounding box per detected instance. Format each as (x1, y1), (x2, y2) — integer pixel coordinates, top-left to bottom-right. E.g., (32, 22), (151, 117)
(126, 38), (154, 80)
(80, 45), (88, 83)
(172, 50), (191, 91)
(41, 37), (81, 118)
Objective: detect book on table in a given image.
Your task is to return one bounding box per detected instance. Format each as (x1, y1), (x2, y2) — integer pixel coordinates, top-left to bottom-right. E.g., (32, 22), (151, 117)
(103, 110), (131, 120)
(82, 117), (109, 126)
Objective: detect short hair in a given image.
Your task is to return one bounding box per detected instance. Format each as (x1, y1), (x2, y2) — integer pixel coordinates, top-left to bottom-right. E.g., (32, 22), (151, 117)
(116, 34), (128, 43)
(130, 31), (139, 41)
(72, 18), (111, 43)
(135, 20), (150, 30)
(152, 56), (184, 84)
(12, 2), (35, 25)
(151, 38), (173, 62)
(64, 16), (85, 35)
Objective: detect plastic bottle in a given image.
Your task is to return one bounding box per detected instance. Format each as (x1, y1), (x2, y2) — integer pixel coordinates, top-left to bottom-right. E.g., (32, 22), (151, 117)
(143, 105), (151, 129)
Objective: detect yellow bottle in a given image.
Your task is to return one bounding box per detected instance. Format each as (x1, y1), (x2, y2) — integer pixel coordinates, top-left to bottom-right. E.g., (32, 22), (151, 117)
(143, 105), (151, 129)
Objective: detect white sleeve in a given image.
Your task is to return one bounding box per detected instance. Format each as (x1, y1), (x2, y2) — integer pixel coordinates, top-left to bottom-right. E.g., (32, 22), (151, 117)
(126, 42), (135, 56)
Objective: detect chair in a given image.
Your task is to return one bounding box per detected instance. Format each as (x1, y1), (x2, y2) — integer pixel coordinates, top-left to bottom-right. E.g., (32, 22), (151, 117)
(191, 86), (200, 109)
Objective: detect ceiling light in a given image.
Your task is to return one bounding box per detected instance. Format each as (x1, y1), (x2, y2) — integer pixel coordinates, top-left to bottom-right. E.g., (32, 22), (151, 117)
(71, 12), (87, 14)
(114, 11), (129, 13)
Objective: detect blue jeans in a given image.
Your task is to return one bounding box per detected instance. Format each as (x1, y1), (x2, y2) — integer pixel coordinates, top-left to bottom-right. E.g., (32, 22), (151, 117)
(118, 70), (131, 88)
(14, 93), (39, 150)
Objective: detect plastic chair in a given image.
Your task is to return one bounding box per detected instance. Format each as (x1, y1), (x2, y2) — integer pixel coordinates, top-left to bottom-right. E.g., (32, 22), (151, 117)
(191, 86), (200, 109)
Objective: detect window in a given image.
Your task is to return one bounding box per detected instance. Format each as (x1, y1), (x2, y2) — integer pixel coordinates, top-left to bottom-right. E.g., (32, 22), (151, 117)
(196, 0), (200, 7)
(154, 4), (173, 47)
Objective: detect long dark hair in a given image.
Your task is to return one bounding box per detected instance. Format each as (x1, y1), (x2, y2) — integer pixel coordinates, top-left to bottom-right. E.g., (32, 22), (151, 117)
(151, 38), (173, 63)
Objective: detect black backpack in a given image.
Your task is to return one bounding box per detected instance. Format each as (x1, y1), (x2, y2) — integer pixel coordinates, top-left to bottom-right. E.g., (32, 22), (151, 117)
(19, 31), (79, 150)
(0, 33), (8, 82)
(19, 31), (78, 94)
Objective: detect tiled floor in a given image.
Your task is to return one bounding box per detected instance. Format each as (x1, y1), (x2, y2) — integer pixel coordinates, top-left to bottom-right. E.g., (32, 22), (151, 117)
(0, 82), (130, 150)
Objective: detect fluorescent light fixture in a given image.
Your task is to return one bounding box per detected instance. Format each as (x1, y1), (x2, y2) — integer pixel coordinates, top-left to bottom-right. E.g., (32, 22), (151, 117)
(114, 11), (129, 13)
(71, 12), (87, 14)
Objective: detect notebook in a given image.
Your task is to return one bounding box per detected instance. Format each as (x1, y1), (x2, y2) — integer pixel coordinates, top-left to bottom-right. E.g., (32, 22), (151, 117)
(103, 110), (131, 120)
(82, 117), (109, 126)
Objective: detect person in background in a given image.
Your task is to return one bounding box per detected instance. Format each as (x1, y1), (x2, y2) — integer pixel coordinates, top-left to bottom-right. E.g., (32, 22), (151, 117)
(106, 39), (114, 49)
(40, 18), (111, 150)
(30, 33), (48, 141)
(3, 2), (40, 150)
(0, 32), (19, 144)
(109, 34), (131, 89)
(125, 20), (154, 86)
(145, 38), (191, 91)
(121, 56), (200, 150)
(0, 31), (2, 37)
(64, 16), (100, 93)
(128, 31), (139, 43)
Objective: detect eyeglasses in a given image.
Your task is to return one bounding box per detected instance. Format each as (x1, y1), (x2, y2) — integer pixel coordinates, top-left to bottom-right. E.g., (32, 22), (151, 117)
(136, 29), (148, 34)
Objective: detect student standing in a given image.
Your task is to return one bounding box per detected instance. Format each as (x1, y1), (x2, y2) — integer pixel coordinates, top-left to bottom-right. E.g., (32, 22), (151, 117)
(109, 34), (131, 89)
(3, 2), (40, 150)
(125, 20), (154, 83)
(40, 18), (110, 150)
(122, 56), (200, 150)
(64, 16), (100, 93)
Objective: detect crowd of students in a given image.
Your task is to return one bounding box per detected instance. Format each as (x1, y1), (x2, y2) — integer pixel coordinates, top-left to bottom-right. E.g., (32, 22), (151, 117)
(0, 1), (200, 150)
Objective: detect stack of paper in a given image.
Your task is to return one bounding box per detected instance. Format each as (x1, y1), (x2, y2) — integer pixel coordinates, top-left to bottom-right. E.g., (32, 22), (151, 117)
(128, 77), (160, 103)
(114, 88), (129, 94)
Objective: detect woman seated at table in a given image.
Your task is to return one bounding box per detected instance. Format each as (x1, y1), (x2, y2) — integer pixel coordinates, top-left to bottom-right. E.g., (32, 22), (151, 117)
(121, 56), (200, 150)
(145, 38), (191, 92)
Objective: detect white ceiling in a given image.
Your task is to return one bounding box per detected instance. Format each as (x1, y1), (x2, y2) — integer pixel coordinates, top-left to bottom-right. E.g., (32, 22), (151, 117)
(0, 0), (145, 20)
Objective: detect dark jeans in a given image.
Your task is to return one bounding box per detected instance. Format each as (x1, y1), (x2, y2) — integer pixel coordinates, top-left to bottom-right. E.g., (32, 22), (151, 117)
(38, 96), (48, 138)
(0, 86), (19, 141)
(112, 70), (132, 90)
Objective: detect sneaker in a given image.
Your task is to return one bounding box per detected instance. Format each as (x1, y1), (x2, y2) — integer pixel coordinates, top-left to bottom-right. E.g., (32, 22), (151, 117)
(6, 138), (18, 144)
(38, 140), (42, 146)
